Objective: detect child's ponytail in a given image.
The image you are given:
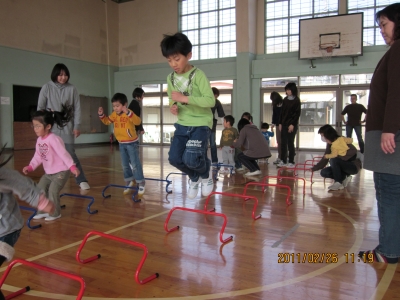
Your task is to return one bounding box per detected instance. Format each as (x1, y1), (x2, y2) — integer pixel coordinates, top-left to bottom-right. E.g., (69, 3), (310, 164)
(53, 104), (73, 129)
(32, 104), (74, 129)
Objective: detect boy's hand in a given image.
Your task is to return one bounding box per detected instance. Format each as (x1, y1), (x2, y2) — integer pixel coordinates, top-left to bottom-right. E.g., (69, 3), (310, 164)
(98, 107), (104, 115)
(170, 104), (179, 115)
(171, 91), (189, 104)
(122, 105), (129, 115)
(71, 169), (80, 178)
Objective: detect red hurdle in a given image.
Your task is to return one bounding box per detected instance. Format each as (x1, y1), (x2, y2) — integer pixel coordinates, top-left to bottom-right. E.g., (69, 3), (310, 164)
(0, 258), (85, 300)
(76, 231), (158, 285)
(243, 182), (292, 206)
(204, 191), (261, 220)
(164, 207), (233, 244)
(262, 175), (306, 195)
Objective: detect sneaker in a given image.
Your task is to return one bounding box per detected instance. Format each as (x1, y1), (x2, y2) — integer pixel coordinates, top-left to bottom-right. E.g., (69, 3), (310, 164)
(45, 214), (61, 221)
(328, 182), (344, 191)
(342, 175), (352, 187)
(277, 161), (287, 167)
(231, 170), (235, 174)
(138, 185), (145, 197)
(244, 170), (262, 176)
(79, 182), (90, 190)
(188, 179), (200, 199)
(201, 177), (214, 197)
(273, 158), (281, 165)
(236, 167), (245, 172)
(123, 180), (136, 195)
(287, 163), (295, 168)
(219, 169), (228, 175)
(33, 213), (49, 220)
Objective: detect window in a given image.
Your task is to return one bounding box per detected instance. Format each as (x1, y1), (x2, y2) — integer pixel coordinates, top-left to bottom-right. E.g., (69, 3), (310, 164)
(348, 0), (392, 46)
(180, 0), (236, 60)
(265, 0), (338, 54)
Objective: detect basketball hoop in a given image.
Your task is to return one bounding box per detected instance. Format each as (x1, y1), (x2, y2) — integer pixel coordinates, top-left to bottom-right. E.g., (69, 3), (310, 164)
(320, 43), (337, 61)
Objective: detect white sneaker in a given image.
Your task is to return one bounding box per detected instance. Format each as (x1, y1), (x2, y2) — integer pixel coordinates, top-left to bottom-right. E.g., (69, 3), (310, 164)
(79, 182), (90, 190)
(236, 167), (245, 171)
(287, 163), (295, 168)
(273, 158), (281, 165)
(328, 182), (344, 191)
(123, 181), (136, 195)
(201, 177), (214, 197)
(188, 179), (200, 199)
(277, 161), (287, 167)
(342, 175), (352, 187)
(45, 214), (61, 221)
(138, 185), (145, 197)
(244, 170), (262, 176)
(33, 213), (49, 220)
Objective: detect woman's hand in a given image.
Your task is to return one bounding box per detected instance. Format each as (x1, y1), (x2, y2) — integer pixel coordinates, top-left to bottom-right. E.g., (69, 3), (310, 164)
(73, 129), (80, 138)
(381, 133), (396, 154)
(279, 124), (282, 132)
(288, 125), (294, 133)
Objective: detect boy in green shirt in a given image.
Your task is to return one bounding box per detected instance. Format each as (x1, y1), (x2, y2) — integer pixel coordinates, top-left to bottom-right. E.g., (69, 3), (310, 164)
(160, 32), (215, 199)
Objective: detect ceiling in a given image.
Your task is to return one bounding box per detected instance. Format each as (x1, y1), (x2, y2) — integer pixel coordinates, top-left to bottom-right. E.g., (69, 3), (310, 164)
(111, 0), (135, 3)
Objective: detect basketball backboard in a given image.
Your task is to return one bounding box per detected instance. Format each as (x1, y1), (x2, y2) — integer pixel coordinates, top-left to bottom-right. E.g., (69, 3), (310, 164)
(299, 13), (363, 60)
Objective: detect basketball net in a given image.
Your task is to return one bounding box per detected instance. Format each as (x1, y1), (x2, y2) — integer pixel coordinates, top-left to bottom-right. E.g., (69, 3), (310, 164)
(320, 43), (336, 61)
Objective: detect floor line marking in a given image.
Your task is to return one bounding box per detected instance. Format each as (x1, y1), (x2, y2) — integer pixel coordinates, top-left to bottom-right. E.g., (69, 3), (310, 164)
(271, 223), (299, 248)
(369, 263), (397, 300)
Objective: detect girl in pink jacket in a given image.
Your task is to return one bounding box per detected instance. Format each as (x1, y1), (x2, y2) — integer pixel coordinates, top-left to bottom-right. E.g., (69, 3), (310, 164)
(23, 105), (79, 221)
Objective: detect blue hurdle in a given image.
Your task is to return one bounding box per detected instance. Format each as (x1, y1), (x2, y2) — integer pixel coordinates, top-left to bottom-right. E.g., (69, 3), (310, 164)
(211, 163), (234, 180)
(19, 206), (41, 229)
(101, 184), (141, 203)
(60, 193), (98, 214)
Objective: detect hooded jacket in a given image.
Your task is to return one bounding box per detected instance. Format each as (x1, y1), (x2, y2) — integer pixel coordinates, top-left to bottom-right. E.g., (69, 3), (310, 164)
(0, 167), (44, 261)
(233, 124), (271, 158)
(37, 81), (81, 144)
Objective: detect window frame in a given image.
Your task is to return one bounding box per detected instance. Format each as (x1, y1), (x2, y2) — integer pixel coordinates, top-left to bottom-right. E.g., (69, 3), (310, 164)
(347, 0), (390, 46)
(179, 0), (237, 60)
(264, 0), (339, 54)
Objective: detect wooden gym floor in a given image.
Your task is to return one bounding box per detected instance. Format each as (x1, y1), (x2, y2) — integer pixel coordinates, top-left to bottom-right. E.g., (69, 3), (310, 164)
(2, 144), (399, 299)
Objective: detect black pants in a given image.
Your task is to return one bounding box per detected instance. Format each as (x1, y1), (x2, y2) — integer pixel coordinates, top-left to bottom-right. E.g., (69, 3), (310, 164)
(238, 152), (270, 172)
(280, 125), (297, 164)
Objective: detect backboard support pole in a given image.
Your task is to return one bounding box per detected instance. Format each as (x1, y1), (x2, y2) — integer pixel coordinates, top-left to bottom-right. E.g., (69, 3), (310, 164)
(350, 56), (357, 67)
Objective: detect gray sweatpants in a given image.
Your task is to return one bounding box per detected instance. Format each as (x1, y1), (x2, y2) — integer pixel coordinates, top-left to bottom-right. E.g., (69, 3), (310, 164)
(37, 170), (70, 217)
(222, 146), (235, 169)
